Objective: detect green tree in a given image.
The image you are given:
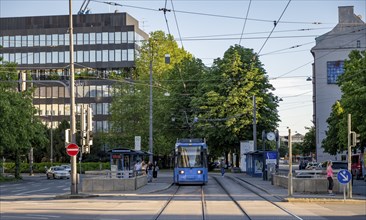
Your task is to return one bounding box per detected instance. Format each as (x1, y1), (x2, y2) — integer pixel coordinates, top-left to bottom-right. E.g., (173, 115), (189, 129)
(322, 101), (346, 155)
(338, 50), (366, 152)
(191, 45), (280, 156)
(302, 126), (316, 156)
(109, 31), (192, 155)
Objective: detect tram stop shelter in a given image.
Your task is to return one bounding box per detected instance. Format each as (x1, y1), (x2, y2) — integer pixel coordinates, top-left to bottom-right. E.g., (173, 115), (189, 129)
(82, 148), (151, 192)
(245, 151), (278, 180)
(109, 148), (151, 178)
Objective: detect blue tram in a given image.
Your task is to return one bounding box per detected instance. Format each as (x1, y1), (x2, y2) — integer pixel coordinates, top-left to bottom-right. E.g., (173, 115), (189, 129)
(173, 138), (208, 185)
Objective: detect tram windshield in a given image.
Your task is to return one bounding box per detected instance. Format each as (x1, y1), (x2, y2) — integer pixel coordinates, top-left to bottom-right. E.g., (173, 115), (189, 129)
(177, 146), (202, 168)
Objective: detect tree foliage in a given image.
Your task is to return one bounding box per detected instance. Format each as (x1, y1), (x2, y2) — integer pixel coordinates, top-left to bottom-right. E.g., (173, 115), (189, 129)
(322, 50), (366, 154)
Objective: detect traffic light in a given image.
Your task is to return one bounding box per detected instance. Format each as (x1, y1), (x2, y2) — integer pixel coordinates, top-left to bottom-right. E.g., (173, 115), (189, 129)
(80, 106), (87, 153)
(350, 131), (361, 147)
(82, 106), (93, 154)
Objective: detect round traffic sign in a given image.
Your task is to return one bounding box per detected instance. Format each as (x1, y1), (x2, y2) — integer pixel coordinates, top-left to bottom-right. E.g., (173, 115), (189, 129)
(337, 169), (352, 184)
(66, 143), (79, 157)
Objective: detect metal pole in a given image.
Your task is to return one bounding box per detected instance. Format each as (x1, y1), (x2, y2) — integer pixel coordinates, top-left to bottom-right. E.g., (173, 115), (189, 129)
(253, 95), (257, 150)
(50, 101), (53, 167)
(347, 114), (352, 198)
(149, 60), (153, 163)
(276, 130), (280, 173)
(288, 128), (293, 196)
(69, 0), (78, 195)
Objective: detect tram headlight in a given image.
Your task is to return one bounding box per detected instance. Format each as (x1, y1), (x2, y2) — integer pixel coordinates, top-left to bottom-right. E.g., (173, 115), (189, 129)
(179, 170), (185, 174)
(197, 170), (203, 174)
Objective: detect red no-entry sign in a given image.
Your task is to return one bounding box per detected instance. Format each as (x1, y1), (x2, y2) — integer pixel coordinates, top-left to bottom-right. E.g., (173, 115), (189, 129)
(66, 143), (79, 157)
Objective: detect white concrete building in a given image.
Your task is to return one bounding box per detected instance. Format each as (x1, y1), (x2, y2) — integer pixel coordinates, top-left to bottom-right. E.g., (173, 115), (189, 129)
(311, 6), (365, 162)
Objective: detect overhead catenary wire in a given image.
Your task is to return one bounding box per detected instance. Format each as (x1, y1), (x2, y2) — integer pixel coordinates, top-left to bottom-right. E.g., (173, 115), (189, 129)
(170, 0), (184, 48)
(257, 0), (292, 55)
(238, 0), (252, 45)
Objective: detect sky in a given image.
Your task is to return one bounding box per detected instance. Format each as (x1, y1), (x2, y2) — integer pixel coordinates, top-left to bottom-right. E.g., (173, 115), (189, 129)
(1, 0), (365, 136)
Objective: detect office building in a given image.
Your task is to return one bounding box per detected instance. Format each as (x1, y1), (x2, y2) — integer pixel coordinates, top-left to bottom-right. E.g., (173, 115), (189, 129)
(0, 12), (148, 132)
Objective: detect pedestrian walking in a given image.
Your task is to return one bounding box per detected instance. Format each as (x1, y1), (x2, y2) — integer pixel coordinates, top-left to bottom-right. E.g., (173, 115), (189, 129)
(326, 160), (335, 196)
(147, 161), (153, 182)
(153, 161), (159, 178)
(220, 159), (226, 177)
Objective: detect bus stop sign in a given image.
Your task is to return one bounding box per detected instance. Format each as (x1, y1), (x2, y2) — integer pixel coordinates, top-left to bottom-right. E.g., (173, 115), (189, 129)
(337, 169), (352, 184)
(66, 143), (79, 157)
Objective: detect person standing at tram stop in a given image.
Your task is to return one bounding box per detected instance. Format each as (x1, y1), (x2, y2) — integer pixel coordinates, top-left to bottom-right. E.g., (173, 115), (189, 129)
(220, 159), (226, 177)
(153, 161), (159, 178)
(326, 160), (335, 196)
(147, 161), (153, 182)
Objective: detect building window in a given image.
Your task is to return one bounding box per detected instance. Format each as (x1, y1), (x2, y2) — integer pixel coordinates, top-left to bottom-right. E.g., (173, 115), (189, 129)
(3, 36), (9, 47)
(58, 34), (64, 45)
(27, 35), (33, 47)
(34, 52), (40, 64)
(21, 36), (27, 47)
(96, 33), (102, 44)
(15, 36), (21, 47)
(59, 51), (64, 63)
(90, 33), (96, 44)
(40, 52), (46, 64)
(115, 32), (121, 44)
(77, 33), (83, 45)
(46, 35), (52, 46)
(327, 61), (344, 84)
(83, 33), (89, 45)
(28, 53), (33, 64)
(65, 51), (70, 63)
(21, 53), (27, 64)
(9, 36), (15, 47)
(122, 32), (127, 43)
(102, 50), (108, 62)
(84, 51), (89, 62)
(52, 51), (58, 64)
(46, 52), (52, 63)
(128, 49), (134, 61)
(77, 51), (83, 63)
(108, 32), (114, 44)
(9, 53), (15, 62)
(65, 34), (70, 46)
(90, 50), (96, 62)
(40, 35), (46, 46)
(102, 32), (108, 44)
(127, 31), (134, 43)
(34, 35), (40, 47)
(357, 40), (361, 48)
(52, 34), (58, 46)
(96, 50), (102, 62)
(115, 49), (121, 61)
(122, 50), (127, 61)
(109, 50), (114, 61)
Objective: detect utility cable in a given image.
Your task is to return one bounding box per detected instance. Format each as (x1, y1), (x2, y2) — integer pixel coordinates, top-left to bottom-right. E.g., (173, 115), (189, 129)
(159, 0), (172, 36)
(238, 0), (252, 45)
(170, 0), (184, 49)
(257, 0), (292, 55)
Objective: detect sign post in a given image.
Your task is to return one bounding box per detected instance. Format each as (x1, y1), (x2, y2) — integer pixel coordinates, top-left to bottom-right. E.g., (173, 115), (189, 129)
(337, 169), (352, 201)
(66, 143), (80, 157)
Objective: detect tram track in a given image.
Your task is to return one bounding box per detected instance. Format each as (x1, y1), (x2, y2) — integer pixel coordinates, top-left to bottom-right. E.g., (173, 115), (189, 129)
(226, 175), (303, 220)
(153, 185), (207, 220)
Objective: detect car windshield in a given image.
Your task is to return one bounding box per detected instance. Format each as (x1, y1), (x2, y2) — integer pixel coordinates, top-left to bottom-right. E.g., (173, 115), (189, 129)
(54, 167), (65, 171)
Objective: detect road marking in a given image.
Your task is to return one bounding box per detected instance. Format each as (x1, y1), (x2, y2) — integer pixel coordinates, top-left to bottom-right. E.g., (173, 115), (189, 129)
(15, 188), (49, 196)
(28, 214), (60, 218)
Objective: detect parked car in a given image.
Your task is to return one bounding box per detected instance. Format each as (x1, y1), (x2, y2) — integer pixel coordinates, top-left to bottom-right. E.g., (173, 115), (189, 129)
(46, 166), (70, 179)
(305, 162), (319, 170)
(60, 164), (71, 173)
(317, 161), (348, 171)
(351, 154), (363, 180)
(298, 156), (312, 170)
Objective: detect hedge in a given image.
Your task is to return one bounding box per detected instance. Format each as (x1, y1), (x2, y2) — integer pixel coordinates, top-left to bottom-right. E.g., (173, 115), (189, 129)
(1, 162), (110, 174)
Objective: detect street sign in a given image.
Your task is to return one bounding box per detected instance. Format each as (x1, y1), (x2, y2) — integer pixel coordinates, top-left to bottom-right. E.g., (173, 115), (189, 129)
(66, 143), (79, 157)
(337, 169), (352, 184)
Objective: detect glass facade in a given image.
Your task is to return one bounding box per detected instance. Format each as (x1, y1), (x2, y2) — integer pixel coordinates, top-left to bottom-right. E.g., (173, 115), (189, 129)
(327, 61), (344, 84)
